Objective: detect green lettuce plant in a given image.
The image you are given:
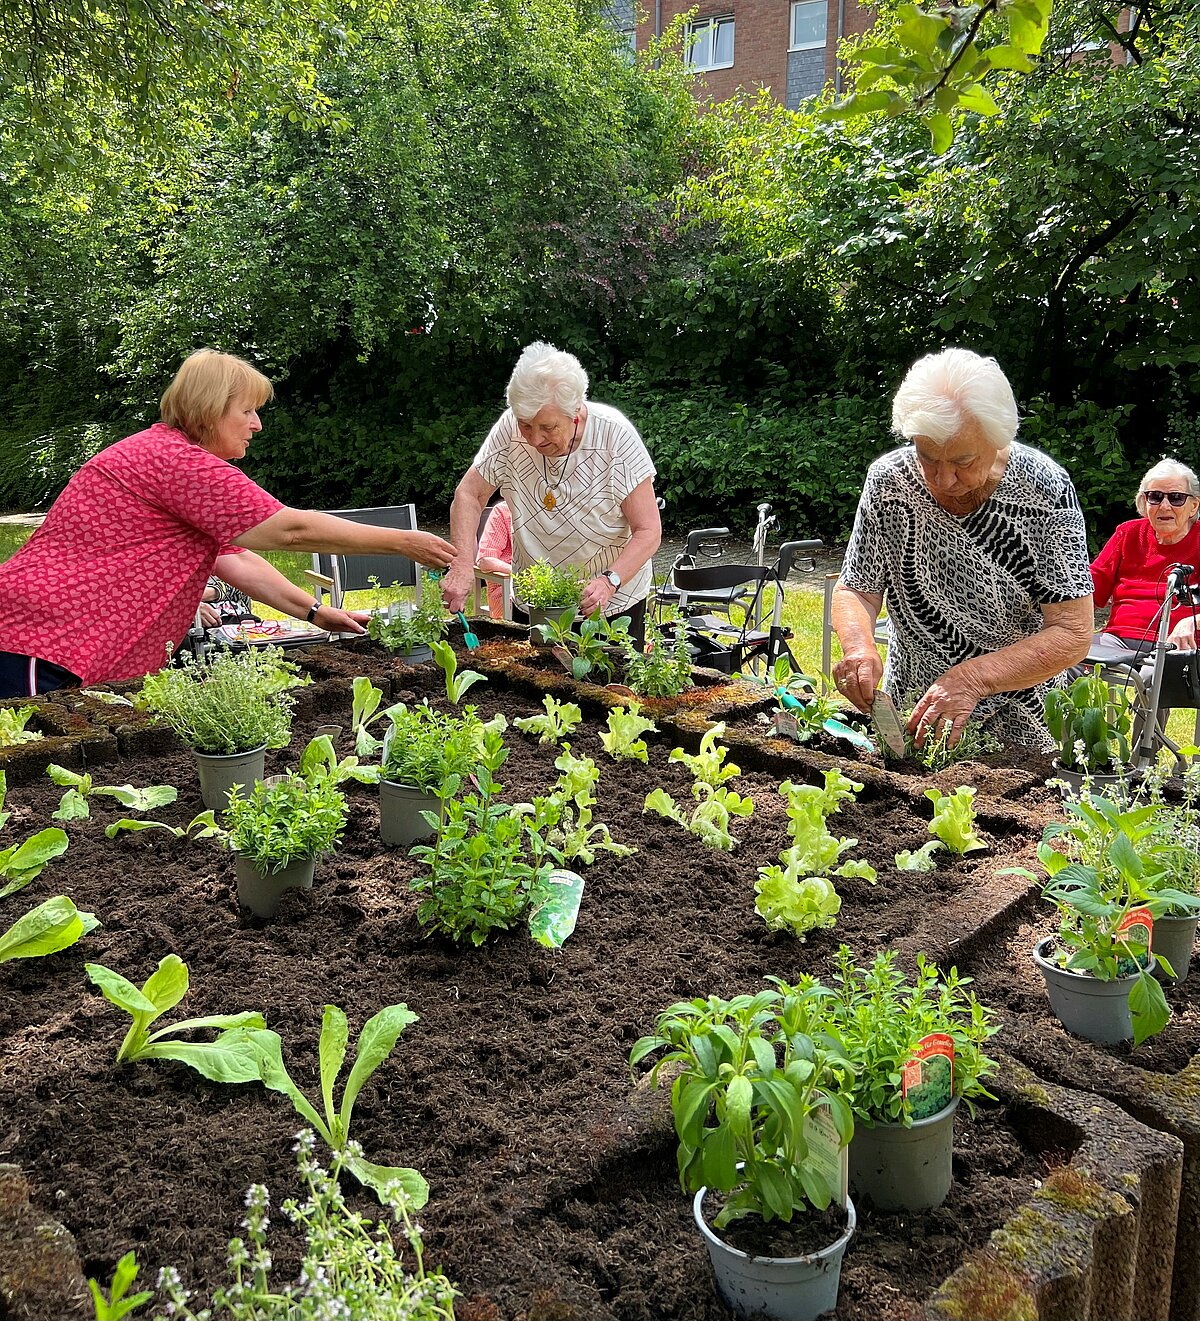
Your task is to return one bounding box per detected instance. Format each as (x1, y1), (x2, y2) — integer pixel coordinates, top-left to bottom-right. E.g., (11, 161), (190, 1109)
(827, 946), (999, 1126)
(546, 745), (634, 864)
(599, 702), (657, 762)
(0, 817), (69, 900)
(0, 895), (98, 963)
(138, 645), (306, 755)
(247, 1004), (429, 1206)
(431, 641), (486, 704)
(644, 726), (754, 850)
(514, 694), (583, 745)
(0, 705), (43, 745)
(85, 954), (268, 1078)
(925, 786), (988, 854)
(895, 840), (942, 872)
(631, 978), (855, 1227)
(46, 763), (177, 822)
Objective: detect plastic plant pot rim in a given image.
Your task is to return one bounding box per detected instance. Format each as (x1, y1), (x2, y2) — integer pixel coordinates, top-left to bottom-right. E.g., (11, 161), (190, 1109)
(691, 1187), (857, 1265)
(193, 742), (269, 760)
(1032, 934), (1155, 983)
(855, 1093), (960, 1132)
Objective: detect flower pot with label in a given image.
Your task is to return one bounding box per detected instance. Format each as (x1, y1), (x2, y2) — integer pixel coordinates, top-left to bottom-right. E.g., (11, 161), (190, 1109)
(848, 1096), (960, 1212)
(1152, 911), (1198, 983)
(1033, 936), (1149, 1044)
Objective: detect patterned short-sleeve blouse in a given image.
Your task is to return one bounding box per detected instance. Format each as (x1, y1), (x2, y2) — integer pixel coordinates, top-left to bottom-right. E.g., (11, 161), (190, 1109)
(839, 442), (1094, 748)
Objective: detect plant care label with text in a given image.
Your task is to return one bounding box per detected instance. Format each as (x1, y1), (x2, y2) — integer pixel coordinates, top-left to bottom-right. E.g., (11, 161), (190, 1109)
(528, 869), (585, 950)
(804, 1098), (849, 1208)
(902, 1033), (955, 1121)
(1117, 907), (1154, 952)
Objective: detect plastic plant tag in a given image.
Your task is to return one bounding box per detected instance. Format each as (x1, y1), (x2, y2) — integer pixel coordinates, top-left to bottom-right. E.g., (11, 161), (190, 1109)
(1117, 907), (1154, 951)
(803, 1097), (849, 1208)
(901, 1032), (956, 1120)
(870, 691), (907, 759)
(528, 868), (585, 950)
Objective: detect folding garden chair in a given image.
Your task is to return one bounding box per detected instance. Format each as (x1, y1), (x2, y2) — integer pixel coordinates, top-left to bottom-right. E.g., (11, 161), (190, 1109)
(306, 504), (420, 611)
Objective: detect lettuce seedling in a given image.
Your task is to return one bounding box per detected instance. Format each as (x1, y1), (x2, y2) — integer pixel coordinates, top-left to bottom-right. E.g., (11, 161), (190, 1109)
(104, 810), (221, 840)
(248, 1003), (429, 1207)
(895, 840), (943, 872)
(85, 954), (268, 1079)
(514, 695), (583, 746)
(0, 705), (42, 745)
(754, 862), (842, 938)
(599, 703), (657, 762)
(0, 895), (99, 963)
(88, 1251), (151, 1321)
(644, 784), (754, 851)
(432, 640), (486, 705)
(925, 786), (988, 854)
(46, 763), (177, 822)
(351, 676), (386, 756)
(0, 825), (69, 898)
(548, 746), (634, 864)
(669, 723), (741, 788)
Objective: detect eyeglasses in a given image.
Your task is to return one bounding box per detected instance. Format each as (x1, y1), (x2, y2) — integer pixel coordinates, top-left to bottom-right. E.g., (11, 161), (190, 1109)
(1144, 490), (1195, 508)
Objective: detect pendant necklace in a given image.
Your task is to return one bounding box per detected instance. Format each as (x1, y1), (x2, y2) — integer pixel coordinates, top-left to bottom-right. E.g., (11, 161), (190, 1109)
(541, 420), (580, 512)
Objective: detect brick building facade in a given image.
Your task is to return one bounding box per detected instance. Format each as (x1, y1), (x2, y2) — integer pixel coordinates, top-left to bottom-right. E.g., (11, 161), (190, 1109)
(633, 0), (878, 108)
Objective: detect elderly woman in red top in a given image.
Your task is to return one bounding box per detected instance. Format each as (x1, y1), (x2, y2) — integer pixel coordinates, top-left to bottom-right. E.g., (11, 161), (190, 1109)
(0, 349), (456, 696)
(1091, 458), (1200, 652)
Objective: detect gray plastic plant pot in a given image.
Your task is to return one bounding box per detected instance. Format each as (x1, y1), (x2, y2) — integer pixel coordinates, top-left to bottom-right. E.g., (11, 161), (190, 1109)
(1033, 935), (1146, 1044)
(525, 605), (579, 644)
(378, 779), (440, 846)
(1152, 912), (1198, 984)
(193, 745), (267, 811)
(691, 1188), (855, 1321)
(233, 854), (316, 919)
(848, 1095), (960, 1212)
(1049, 761), (1135, 800)
(396, 644), (433, 667)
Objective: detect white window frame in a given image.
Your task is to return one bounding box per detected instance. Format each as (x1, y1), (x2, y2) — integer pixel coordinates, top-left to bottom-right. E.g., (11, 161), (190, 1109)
(686, 15), (735, 72)
(789, 0), (827, 51)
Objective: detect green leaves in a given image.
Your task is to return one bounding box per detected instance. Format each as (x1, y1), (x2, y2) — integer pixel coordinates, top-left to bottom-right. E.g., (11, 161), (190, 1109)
(0, 827), (69, 898)
(0, 896), (99, 963)
(512, 561), (585, 611)
(88, 1251), (152, 1321)
(0, 706), (43, 746)
(925, 785), (989, 855)
(47, 763), (177, 821)
(514, 695), (584, 746)
(225, 771), (347, 873)
(599, 703), (658, 761)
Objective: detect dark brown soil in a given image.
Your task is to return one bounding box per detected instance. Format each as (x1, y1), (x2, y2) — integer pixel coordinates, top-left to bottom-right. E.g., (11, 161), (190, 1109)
(0, 644), (1159, 1319)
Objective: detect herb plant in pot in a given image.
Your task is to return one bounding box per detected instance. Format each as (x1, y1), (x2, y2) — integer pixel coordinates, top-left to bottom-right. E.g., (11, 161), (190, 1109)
(512, 560), (584, 636)
(827, 946), (998, 1212)
(1021, 800), (1200, 1044)
(224, 768), (348, 919)
(631, 979), (856, 1321)
(139, 647), (304, 809)
(1139, 770), (1200, 982)
(1044, 666), (1134, 797)
(365, 574), (448, 665)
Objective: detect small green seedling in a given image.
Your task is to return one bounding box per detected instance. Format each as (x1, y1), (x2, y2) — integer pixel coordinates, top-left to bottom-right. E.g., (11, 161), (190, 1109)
(0, 826), (70, 898)
(925, 786), (988, 854)
(47, 763), (177, 822)
(88, 1251), (151, 1321)
(599, 703), (657, 762)
(0, 896), (99, 963)
(432, 640), (486, 704)
(514, 695), (583, 746)
(895, 840), (944, 872)
(0, 706), (43, 746)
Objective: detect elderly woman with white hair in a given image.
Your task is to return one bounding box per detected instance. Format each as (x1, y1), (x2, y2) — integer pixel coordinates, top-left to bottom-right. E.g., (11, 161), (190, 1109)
(440, 341), (661, 643)
(831, 346), (1095, 750)
(1091, 458), (1200, 652)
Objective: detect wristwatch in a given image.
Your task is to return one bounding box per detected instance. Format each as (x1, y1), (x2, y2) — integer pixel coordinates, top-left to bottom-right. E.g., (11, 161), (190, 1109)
(305, 601), (322, 623)
(601, 569), (622, 590)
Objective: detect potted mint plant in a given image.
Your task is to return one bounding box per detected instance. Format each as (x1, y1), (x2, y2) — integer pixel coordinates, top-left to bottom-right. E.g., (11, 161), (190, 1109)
(1044, 666), (1134, 797)
(631, 979), (855, 1321)
(826, 946), (999, 1212)
(139, 647), (304, 809)
(365, 574), (448, 665)
(224, 768), (348, 919)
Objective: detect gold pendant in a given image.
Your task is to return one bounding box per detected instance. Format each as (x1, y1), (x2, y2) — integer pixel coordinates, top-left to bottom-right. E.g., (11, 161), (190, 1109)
(543, 490), (557, 511)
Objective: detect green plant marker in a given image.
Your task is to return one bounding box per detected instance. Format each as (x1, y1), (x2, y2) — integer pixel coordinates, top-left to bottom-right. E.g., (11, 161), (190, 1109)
(528, 868), (585, 949)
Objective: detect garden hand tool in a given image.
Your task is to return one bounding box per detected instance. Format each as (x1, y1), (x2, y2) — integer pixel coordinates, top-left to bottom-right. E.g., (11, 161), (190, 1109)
(870, 690), (908, 760)
(777, 688), (876, 752)
(455, 612), (479, 650)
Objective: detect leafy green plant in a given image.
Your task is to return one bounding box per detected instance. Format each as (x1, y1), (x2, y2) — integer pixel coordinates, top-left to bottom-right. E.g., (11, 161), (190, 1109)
(1045, 667), (1133, 776)
(535, 611), (632, 681)
(0, 705), (43, 745)
(620, 620), (694, 698)
(151, 1131), (456, 1319)
(895, 840), (943, 872)
(644, 725), (754, 851)
(514, 695), (583, 746)
(925, 786), (988, 855)
(248, 1004), (430, 1205)
(513, 559), (584, 610)
(104, 810), (221, 841)
(380, 702), (500, 792)
(365, 574), (448, 653)
(546, 745), (635, 865)
(46, 763), (177, 822)
(754, 770), (877, 938)
(410, 724), (540, 945)
(351, 676), (387, 757)
(758, 656), (838, 744)
(431, 640), (487, 705)
(84, 954), (268, 1078)
(630, 978), (855, 1226)
(138, 646), (306, 755)
(0, 895), (99, 963)
(225, 771), (348, 874)
(88, 1251), (151, 1321)
(904, 710), (1002, 772)
(599, 702), (658, 761)
(827, 946), (999, 1126)
(0, 824), (69, 899)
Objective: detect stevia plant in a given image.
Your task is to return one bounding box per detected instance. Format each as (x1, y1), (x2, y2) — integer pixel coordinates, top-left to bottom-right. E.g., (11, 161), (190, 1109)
(620, 619), (694, 699)
(224, 770), (348, 875)
(534, 612), (631, 681)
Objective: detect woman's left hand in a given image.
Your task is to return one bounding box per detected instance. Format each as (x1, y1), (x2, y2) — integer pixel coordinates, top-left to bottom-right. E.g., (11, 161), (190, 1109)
(1168, 617), (1197, 652)
(580, 575), (616, 615)
(908, 666), (987, 748)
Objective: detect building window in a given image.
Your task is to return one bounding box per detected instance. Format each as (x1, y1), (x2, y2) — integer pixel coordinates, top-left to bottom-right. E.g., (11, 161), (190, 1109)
(619, 26), (637, 60)
(789, 0), (827, 50)
(686, 16), (735, 71)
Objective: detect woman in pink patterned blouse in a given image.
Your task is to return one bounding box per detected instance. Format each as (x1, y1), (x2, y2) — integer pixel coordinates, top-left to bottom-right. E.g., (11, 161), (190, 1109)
(0, 349), (456, 695)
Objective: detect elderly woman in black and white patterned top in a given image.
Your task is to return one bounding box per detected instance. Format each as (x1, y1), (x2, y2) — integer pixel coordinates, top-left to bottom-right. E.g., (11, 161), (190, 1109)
(830, 347), (1095, 750)
(441, 341), (661, 644)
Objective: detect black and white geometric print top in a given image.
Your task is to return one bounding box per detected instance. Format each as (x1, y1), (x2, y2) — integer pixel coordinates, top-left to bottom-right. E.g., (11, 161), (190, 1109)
(840, 442), (1094, 749)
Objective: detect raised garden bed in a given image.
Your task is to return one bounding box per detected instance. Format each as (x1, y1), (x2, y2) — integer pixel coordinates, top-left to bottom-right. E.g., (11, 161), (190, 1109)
(0, 642), (1195, 1320)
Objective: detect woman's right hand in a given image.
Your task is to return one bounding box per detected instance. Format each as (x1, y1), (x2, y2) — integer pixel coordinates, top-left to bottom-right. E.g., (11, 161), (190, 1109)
(832, 648), (884, 714)
(403, 531), (457, 570)
(440, 566), (474, 614)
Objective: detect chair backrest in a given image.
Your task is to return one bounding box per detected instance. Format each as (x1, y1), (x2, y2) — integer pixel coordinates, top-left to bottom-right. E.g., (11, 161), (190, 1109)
(312, 505), (419, 593)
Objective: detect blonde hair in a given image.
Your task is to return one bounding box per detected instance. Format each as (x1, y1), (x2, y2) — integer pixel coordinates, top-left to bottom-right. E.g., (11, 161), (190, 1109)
(160, 349), (274, 443)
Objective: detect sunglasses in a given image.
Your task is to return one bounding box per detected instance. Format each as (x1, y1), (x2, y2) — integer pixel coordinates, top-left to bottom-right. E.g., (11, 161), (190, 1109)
(1144, 490), (1195, 507)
